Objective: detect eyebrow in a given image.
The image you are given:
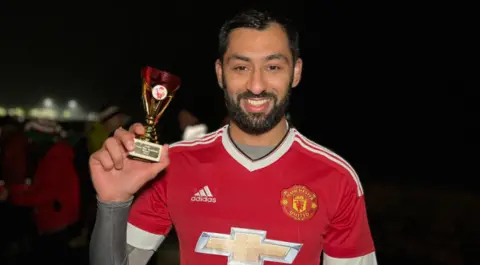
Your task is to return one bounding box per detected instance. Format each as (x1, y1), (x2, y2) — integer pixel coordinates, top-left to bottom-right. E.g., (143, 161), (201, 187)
(265, 53), (290, 63)
(227, 53), (290, 64)
(228, 54), (251, 63)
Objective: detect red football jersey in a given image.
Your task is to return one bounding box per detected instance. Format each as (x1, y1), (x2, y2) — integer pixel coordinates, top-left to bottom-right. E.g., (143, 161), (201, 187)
(127, 125), (377, 265)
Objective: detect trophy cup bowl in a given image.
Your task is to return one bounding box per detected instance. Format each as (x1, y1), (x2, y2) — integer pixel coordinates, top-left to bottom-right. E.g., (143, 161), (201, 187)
(128, 66), (181, 162)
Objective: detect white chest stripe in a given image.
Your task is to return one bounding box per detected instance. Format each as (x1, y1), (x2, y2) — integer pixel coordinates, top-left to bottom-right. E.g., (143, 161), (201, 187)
(323, 252), (377, 265)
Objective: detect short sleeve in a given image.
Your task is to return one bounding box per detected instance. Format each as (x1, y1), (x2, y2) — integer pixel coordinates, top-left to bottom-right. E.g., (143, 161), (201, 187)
(127, 175), (172, 251)
(323, 174), (377, 265)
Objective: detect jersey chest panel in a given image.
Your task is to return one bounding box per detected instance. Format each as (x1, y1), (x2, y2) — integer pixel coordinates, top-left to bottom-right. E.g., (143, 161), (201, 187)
(167, 153), (336, 265)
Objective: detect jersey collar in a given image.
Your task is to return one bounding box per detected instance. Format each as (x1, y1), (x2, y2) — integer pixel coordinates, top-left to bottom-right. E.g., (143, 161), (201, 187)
(221, 122), (296, 172)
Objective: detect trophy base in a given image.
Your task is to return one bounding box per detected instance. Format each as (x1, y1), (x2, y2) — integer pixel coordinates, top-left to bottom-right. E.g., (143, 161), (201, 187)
(128, 138), (162, 162)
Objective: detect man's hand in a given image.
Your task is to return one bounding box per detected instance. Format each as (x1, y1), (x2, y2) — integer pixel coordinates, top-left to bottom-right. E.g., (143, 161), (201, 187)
(89, 123), (170, 202)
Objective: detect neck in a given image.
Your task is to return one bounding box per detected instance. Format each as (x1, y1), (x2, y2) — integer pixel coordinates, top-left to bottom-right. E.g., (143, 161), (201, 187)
(229, 117), (289, 147)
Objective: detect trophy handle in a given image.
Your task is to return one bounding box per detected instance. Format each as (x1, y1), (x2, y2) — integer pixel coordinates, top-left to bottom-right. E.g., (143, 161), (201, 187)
(154, 95), (174, 124)
(150, 98), (157, 115)
(141, 82), (151, 116)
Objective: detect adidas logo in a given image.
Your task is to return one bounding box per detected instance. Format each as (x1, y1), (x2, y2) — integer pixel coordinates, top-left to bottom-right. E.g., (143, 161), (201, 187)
(191, 186), (216, 203)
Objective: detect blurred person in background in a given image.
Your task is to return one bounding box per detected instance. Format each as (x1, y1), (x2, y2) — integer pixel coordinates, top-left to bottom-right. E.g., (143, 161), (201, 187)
(1, 116), (28, 187)
(0, 116), (35, 264)
(177, 109), (209, 140)
(167, 70), (229, 142)
(178, 109), (200, 132)
(0, 116), (25, 261)
(4, 119), (81, 265)
(70, 104), (130, 250)
(0, 180), (9, 260)
(87, 105), (130, 154)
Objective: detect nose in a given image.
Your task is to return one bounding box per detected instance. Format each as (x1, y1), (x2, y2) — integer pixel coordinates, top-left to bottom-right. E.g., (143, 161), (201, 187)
(247, 68), (267, 95)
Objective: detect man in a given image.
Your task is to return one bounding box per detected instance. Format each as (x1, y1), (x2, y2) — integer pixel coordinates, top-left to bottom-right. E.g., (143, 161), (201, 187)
(89, 9), (377, 265)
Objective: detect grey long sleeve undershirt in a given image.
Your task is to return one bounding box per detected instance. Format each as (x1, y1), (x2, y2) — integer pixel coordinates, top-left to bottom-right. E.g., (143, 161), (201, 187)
(89, 144), (274, 265)
(89, 198), (155, 265)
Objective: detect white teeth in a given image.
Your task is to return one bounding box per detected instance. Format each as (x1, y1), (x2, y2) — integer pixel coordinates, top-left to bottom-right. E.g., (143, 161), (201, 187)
(246, 99), (268, 106)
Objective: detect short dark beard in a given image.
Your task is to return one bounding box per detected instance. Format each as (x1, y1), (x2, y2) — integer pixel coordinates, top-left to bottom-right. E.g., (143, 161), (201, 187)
(223, 75), (291, 135)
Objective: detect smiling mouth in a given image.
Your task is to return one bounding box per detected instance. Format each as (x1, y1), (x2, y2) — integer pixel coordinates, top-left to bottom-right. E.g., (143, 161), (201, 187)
(242, 98), (272, 113)
(247, 98), (269, 106)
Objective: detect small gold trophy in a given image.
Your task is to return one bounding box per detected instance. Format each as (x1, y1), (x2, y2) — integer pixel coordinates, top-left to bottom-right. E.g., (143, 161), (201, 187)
(128, 66), (181, 162)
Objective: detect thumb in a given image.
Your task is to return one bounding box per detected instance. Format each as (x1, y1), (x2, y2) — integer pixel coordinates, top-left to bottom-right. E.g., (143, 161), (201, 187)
(148, 144), (170, 177)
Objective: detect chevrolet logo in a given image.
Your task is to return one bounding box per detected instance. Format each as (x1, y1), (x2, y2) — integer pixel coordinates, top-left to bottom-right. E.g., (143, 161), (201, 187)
(195, 227), (302, 265)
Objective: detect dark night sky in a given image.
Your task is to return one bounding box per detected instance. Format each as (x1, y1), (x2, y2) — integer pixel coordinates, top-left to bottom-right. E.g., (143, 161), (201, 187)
(0, 1), (475, 186)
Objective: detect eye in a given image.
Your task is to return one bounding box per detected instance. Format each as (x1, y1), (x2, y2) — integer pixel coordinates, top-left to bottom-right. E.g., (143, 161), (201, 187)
(267, 65), (282, 71)
(233, 66), (248, 71)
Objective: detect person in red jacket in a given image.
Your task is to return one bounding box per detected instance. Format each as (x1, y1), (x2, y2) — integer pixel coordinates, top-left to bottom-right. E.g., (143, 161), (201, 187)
(0, 117), (35, 260)
(9, 132), (80, 264)
(1, 118), (28, 186)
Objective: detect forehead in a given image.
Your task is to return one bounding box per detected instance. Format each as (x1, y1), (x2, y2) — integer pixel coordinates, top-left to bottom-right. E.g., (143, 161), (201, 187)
(226, 23), (291, 59)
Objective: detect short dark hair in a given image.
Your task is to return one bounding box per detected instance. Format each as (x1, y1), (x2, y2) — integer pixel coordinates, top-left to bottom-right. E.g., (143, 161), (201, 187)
(218, 9), (300, 63)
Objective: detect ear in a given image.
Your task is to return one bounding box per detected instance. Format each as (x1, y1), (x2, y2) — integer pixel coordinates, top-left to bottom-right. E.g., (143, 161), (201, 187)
(292, 58), (303, 88)
(215, 59), (224, 89)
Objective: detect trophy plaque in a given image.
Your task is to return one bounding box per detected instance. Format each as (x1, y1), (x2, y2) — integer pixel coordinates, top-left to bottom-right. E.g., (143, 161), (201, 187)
(128, 66), (181, 162)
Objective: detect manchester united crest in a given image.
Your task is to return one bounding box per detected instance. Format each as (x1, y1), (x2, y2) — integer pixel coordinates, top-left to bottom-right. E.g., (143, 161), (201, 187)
(281, 185), (318, 221)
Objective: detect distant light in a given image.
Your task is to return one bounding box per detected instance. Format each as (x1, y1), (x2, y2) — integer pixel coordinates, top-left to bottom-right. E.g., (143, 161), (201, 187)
(43, 98), (53, 108)
(87, 112), (98, 121)
(7, 107), (25, 118)
(29, 108), (57, 119)
(67, 99), (78, 109)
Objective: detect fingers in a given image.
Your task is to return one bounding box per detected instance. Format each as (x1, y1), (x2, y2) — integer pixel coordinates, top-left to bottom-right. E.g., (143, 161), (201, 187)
(113, 127), (135, 152)
(90, 149), (115, 171)
(150, 144), (170, 176)
(90, 129), (130, 171)
(129, 123), (146, 136)
(103, 137), (125, 170)
(159, 144), (170, 164)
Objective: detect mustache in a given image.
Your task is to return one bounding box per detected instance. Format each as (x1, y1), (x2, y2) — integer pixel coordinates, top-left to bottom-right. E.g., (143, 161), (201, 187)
(237, 90), (276, 100)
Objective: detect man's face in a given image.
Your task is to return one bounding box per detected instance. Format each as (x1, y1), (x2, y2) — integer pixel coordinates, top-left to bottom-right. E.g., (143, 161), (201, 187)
(216, 23), (302, 135)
